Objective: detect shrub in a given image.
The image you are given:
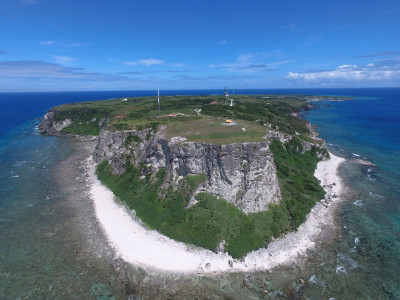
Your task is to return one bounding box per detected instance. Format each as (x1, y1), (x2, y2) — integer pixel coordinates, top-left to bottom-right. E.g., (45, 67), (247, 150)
(96, 138), (325, 258)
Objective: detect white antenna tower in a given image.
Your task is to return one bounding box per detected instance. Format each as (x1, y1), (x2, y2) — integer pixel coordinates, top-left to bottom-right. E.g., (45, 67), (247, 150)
(157, 89), (160, 115)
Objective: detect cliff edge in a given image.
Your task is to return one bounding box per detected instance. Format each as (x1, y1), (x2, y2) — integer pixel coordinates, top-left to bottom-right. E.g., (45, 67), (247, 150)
(38, 94), (331, 257)
(93, 129), (282, 213)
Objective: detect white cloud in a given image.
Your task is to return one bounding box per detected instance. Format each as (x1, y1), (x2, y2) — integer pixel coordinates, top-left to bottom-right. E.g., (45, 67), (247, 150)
(170, 62), (187, 67)
(352, 51), (400, 58)
(67, 42), (91, 47)
(218, 40), (227, 46)
(0, 60), (134, 83)
(39, 40), (58, 45)
(20, 0), (39, 5)
(0, 60), (160, 91)
(39, 41), (90, 47)
(0, 60), (264, 91)
(287, 61), (400, 82)
(0, 61), (88, 79)
(172, 74), (256, 82)
(53, 55), (75, 65)
(284, 24), (303, 34)
(301, 34), (320, 47)
(209, 50), (292, 73)
(124, 58), (164, 66)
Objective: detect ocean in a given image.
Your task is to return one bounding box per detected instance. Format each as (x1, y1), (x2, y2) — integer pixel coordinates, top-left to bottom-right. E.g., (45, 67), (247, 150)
(0, 88), (399, 299)
(301, 88), (400, 299)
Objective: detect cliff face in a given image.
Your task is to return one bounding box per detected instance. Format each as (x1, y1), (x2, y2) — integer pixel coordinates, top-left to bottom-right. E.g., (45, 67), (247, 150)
(265, 129), (327, 157)
(93, 129), (282, 214)
(39, 108), (326, 214)
(38, 109), (108, 137)
(38, 109), (67, 136)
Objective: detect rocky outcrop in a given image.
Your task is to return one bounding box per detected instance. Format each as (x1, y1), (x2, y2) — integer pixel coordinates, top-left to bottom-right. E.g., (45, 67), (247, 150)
(38, 109), (78, 137)
(39, 110), (327, 214)
(93, 129), (282, 214)
(38, 109), (61, 136)
(93, 129), (154, 175)
(170, 141), (281, 213)
(264, 129), (327, 155)
(38, 108), (109, 137)
(264, 130), (292, 144)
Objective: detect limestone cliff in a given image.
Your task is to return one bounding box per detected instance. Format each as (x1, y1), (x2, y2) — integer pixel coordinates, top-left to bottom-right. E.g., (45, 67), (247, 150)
(38, 109), (109, 137)
(38, 109), (70, 136)
(39, 107), (327, 214)
(93, 129), (282, 214)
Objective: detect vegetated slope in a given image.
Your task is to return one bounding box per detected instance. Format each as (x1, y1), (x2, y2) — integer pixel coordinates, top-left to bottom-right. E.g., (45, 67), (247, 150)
(39, 94), (312, 140)
(40, 94), (329, 258)
(96, 137), (325, 258)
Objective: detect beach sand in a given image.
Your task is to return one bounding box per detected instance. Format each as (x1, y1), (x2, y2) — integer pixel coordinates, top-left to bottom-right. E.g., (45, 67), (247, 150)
(89, 152), (345, 274)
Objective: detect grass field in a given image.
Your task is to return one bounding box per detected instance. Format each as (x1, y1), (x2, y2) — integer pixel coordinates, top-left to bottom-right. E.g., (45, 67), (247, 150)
(53, 94), (319, 142)
(164, 117), (266, 144)
(51, 93), (331, 257)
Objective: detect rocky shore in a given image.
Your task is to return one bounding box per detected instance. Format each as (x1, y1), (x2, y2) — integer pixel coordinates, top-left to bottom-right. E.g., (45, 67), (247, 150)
(88, 144), (344, 275)
(38, 101), (348, 298)
(57, 137), (343, 298)
(60, 137), (345, 298)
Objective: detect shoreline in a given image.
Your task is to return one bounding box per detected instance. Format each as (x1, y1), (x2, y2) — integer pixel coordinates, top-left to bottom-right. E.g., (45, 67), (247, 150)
(88, 149), (345, 274)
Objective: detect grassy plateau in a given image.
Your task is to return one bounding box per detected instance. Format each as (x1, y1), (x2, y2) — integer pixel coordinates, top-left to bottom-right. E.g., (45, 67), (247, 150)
(50, 94), (338, 257)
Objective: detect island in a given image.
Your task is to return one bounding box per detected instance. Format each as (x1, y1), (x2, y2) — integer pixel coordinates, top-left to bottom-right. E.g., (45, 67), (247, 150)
(38, 93), (345, 275)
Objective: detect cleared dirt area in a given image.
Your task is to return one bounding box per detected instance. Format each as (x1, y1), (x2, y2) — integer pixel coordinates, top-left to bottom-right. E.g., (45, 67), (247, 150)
(164, 117), (266, 144)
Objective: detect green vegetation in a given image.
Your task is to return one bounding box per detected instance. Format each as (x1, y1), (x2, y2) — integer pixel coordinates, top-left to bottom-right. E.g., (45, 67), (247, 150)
(96, 138), (325, 258)
(60, 121), (101, 136)
(165, 118), (266, 144)
(270, 139), (326, 227)
(53, 107), (110, 135)
(51, 94), (314, 141)
(53, 93), (330, 257)
(199, 97), (309, 136)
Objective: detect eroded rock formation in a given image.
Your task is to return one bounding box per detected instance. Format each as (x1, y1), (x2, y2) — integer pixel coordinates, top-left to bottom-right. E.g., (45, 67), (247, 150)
(93, 129), (282, 213)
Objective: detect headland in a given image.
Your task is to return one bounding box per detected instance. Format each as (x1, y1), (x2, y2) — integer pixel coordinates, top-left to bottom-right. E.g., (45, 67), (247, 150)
(38, 93), (347, 289)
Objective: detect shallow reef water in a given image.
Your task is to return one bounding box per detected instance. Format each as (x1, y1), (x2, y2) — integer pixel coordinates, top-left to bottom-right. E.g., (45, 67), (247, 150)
(301, 88), (400, 299)
(0, 130), (128, 299)
(0, 88), (399, 299)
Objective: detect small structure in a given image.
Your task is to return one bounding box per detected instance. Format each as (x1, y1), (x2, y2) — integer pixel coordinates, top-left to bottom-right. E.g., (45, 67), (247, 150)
(225, 119), (232, 123)
(211, 101), (218, 105)
(122, 98), (128, 102)
(157, 89), (161, 115)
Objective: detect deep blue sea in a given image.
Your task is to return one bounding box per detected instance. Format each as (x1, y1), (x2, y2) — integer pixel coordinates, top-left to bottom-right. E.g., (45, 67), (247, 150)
(0, 88), (399, 299)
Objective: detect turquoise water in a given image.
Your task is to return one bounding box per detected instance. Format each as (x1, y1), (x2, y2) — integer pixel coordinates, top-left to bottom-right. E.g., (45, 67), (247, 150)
(301, 88), (400, 299)
(0, 122), (128, 299)
(0, 88), (399, 299)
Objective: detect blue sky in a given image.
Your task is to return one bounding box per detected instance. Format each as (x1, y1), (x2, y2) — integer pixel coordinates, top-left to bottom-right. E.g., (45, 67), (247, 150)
(0, 0), (399, 91)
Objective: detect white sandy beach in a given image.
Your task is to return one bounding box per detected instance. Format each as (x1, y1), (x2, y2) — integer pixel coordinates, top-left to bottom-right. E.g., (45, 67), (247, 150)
(89, 153), (345, 274)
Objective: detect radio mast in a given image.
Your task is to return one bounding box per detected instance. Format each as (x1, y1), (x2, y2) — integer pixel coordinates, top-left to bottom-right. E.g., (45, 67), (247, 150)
(158, 89), (160, 115)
